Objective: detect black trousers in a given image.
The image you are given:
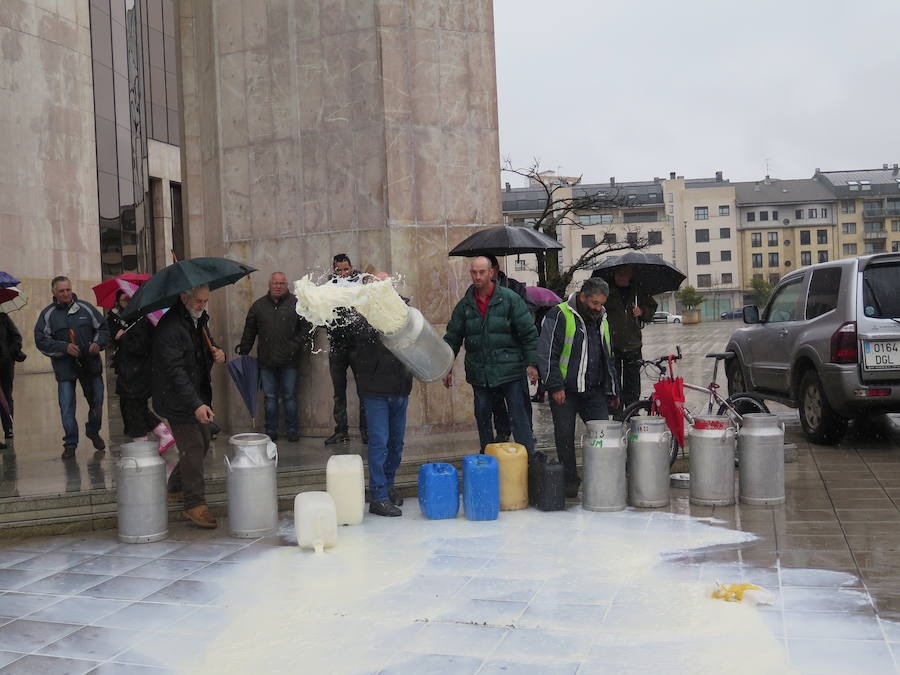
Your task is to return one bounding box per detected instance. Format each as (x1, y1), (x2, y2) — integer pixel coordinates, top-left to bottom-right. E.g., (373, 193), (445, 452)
(119, 395), (161, 439)
(167, 421), (211, 510)
(549, 389), (609, 485)
(613, 348), (643, 415)
(0, 360), (12, 434)
(329, 346), (367, 434)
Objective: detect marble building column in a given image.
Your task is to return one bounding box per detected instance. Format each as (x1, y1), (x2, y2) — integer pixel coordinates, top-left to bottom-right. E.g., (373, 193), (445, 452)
(0, 1), (110, 449)
(177, 0), (501, 433)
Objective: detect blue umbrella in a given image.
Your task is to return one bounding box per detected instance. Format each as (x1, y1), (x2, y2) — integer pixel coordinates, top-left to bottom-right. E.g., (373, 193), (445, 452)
(227, 355), (259, 419)
(0, 272), (20, 289)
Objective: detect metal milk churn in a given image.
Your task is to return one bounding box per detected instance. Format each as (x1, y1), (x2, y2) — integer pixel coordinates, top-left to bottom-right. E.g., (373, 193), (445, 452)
(582, 420), (627, 512)
(738, 413), (785, 505)
(627, 416), (672, 508)
(226, 433), (278, 538)
(688, 415), (736, 506)
(379, 306), (454, 383)
(116, 440), (168, 544)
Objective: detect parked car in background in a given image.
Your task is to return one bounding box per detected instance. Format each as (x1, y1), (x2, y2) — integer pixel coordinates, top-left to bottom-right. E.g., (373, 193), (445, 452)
(652, 311), (682, 324)
(724, 254), (900, 444)
(720, 309), (743, 320)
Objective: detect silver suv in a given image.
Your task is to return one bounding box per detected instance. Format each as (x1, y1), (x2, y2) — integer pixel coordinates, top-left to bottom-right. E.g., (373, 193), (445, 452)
(725, 254), (900, 444)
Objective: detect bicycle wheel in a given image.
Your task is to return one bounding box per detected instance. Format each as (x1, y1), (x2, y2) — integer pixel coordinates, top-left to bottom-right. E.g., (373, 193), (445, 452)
(621, 399), (681, 467)
(717, 393), (770, 422)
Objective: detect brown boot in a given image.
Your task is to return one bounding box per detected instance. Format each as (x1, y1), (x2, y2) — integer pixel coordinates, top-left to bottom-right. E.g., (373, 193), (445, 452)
(183, 505), (217, 529)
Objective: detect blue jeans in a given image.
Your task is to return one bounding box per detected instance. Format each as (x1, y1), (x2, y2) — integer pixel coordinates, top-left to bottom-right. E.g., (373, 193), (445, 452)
(473, 378), (534, 454)
(362, 395), (409, 502)
(260, 367), (299, 436)
(58, 373), (104, 448)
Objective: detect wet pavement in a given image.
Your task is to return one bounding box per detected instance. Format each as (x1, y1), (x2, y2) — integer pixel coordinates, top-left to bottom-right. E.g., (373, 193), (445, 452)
(0, 322), (900, 672)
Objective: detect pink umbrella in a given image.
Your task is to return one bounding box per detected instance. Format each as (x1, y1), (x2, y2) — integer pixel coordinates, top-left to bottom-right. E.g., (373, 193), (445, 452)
(525, 285), (563, 308)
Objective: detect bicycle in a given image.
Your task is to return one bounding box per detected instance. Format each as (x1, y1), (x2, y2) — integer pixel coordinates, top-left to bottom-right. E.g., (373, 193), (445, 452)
(619, 346), (770, 466)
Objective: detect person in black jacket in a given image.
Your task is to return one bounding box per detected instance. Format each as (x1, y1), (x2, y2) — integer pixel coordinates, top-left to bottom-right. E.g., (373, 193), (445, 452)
(108, 291), (174, 451)
(356, 273), (413, 517)
(152, 285), (225, 529)
(34, 276), (109, 459)
(0, 311), (25, 444)
(237, 272), (311, 442)
(325, 253), (367, 446)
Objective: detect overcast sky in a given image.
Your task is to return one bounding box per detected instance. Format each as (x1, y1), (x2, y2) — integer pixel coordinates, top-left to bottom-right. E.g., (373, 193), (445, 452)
(493, 0), (900, 186)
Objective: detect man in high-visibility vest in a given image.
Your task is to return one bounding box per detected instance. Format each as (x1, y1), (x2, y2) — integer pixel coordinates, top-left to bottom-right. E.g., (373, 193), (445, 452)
(537, 277), (619, 497)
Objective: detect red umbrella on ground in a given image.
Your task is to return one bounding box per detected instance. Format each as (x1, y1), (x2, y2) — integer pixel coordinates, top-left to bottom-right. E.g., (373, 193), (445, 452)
(92, 274), (152, 309)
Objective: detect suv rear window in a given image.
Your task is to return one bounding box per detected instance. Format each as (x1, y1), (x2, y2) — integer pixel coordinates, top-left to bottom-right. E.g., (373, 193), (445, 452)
(806, 268), (841, 319)
(863, 263), (900, 318)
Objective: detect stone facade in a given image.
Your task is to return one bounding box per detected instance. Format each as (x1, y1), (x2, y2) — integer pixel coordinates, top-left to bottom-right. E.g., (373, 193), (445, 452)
(178, 0), (501, 433)
(0, 0), (100, 372)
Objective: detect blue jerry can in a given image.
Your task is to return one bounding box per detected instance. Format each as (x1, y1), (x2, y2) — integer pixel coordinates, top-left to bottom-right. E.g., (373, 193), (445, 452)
(462, 454), (500, 521)
(418, 463), (460, 520)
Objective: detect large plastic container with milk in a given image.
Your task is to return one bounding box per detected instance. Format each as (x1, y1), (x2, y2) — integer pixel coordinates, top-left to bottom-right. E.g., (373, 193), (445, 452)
(325, 455), (365, 525)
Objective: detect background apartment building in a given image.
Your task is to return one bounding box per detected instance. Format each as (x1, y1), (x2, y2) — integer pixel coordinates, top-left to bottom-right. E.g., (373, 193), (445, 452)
(735, 177), (837, 301)
(817, 167), (900, 257)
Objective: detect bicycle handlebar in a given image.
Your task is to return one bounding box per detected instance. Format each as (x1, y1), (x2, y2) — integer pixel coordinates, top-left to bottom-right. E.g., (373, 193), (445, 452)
(635, 346), (683, 373)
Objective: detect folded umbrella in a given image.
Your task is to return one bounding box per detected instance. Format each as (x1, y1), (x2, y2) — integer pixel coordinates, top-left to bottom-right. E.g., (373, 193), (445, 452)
(227, 355), (259, 419)
(449, 225), (564, 257)
(592, 251), (686, 297)
(0, 272), (20, 289)
(92, 274), (152, 309)
(121, 257), (256, 321)
(653, 377), (686, 448)
(0, 287), (26, 314)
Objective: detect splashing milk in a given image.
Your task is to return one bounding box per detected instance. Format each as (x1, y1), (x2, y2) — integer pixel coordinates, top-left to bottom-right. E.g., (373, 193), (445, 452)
(293, 274), (409, 335)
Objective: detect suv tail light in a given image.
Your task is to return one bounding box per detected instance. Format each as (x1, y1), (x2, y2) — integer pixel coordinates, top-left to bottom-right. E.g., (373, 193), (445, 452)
(830, 321), (858, 364)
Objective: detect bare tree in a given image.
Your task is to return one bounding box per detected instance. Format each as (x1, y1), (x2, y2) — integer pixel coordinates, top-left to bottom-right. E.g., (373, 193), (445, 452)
(502, 159), (650, 297)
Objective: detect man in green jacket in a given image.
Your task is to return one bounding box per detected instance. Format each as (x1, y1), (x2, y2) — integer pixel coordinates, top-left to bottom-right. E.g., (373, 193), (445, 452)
(443, 256), (539, 454)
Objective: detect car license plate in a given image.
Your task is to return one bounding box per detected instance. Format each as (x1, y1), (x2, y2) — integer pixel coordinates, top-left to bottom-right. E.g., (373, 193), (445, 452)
(863, 340), (900, 370)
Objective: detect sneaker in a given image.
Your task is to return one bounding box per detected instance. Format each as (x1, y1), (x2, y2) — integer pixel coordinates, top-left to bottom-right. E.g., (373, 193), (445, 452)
(388, 487), (404, 507)
(4, 430), (12, 439)
(369, 500), (401, 517)
(564, 482), (580, 499)
(87, 433), (106, 451)
(324, 431), (349, 446)
(267, 433), (279, 443)
(61, 445), (76, 459)
(183, 505), (217, 529)
(287, 432), (300, 443)
(360, 430), (368, 445)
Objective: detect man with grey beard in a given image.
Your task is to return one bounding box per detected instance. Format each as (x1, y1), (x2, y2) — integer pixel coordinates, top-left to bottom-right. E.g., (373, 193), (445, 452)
(152, 285), (225, 529)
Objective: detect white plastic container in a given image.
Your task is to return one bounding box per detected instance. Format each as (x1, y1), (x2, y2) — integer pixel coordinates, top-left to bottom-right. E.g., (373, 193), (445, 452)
(294, 492), (338, 553)
(326, 455), (365, 526)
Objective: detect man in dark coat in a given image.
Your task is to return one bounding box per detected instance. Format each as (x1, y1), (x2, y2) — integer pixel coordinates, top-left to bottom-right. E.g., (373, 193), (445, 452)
(152, 285), (225, 529)
(355, 273), (414, 517)
(443, 256), (539, 454)
(538, 277), (619, 496)
(0, 311), (24, 445)
(237, 272), (311, 442)
(604, 264), (657, 416)
(108, 291), (174, 450)
(325, 253), (367, 445)
(34, 276), (109, 459)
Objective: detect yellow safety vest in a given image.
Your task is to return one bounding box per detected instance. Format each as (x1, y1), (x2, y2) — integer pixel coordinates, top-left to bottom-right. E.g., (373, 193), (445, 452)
(557, 301), (610, 380)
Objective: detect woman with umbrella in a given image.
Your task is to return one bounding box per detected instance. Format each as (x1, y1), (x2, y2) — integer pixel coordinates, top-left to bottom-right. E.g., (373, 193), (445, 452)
(0, 274), (26, 445)
(107, 290), (175, 453)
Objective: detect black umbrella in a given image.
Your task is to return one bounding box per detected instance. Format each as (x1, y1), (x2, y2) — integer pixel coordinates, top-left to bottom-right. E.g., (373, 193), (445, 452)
(121, 257), (256, 320)
(591, 251), (686, 296)
(227, 355), (259, 419)
(449, 225), (563, 257)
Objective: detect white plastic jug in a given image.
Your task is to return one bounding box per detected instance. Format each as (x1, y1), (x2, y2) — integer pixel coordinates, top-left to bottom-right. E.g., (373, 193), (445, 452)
(294, 492), (338, 553)
(326, 455), (365, 526)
